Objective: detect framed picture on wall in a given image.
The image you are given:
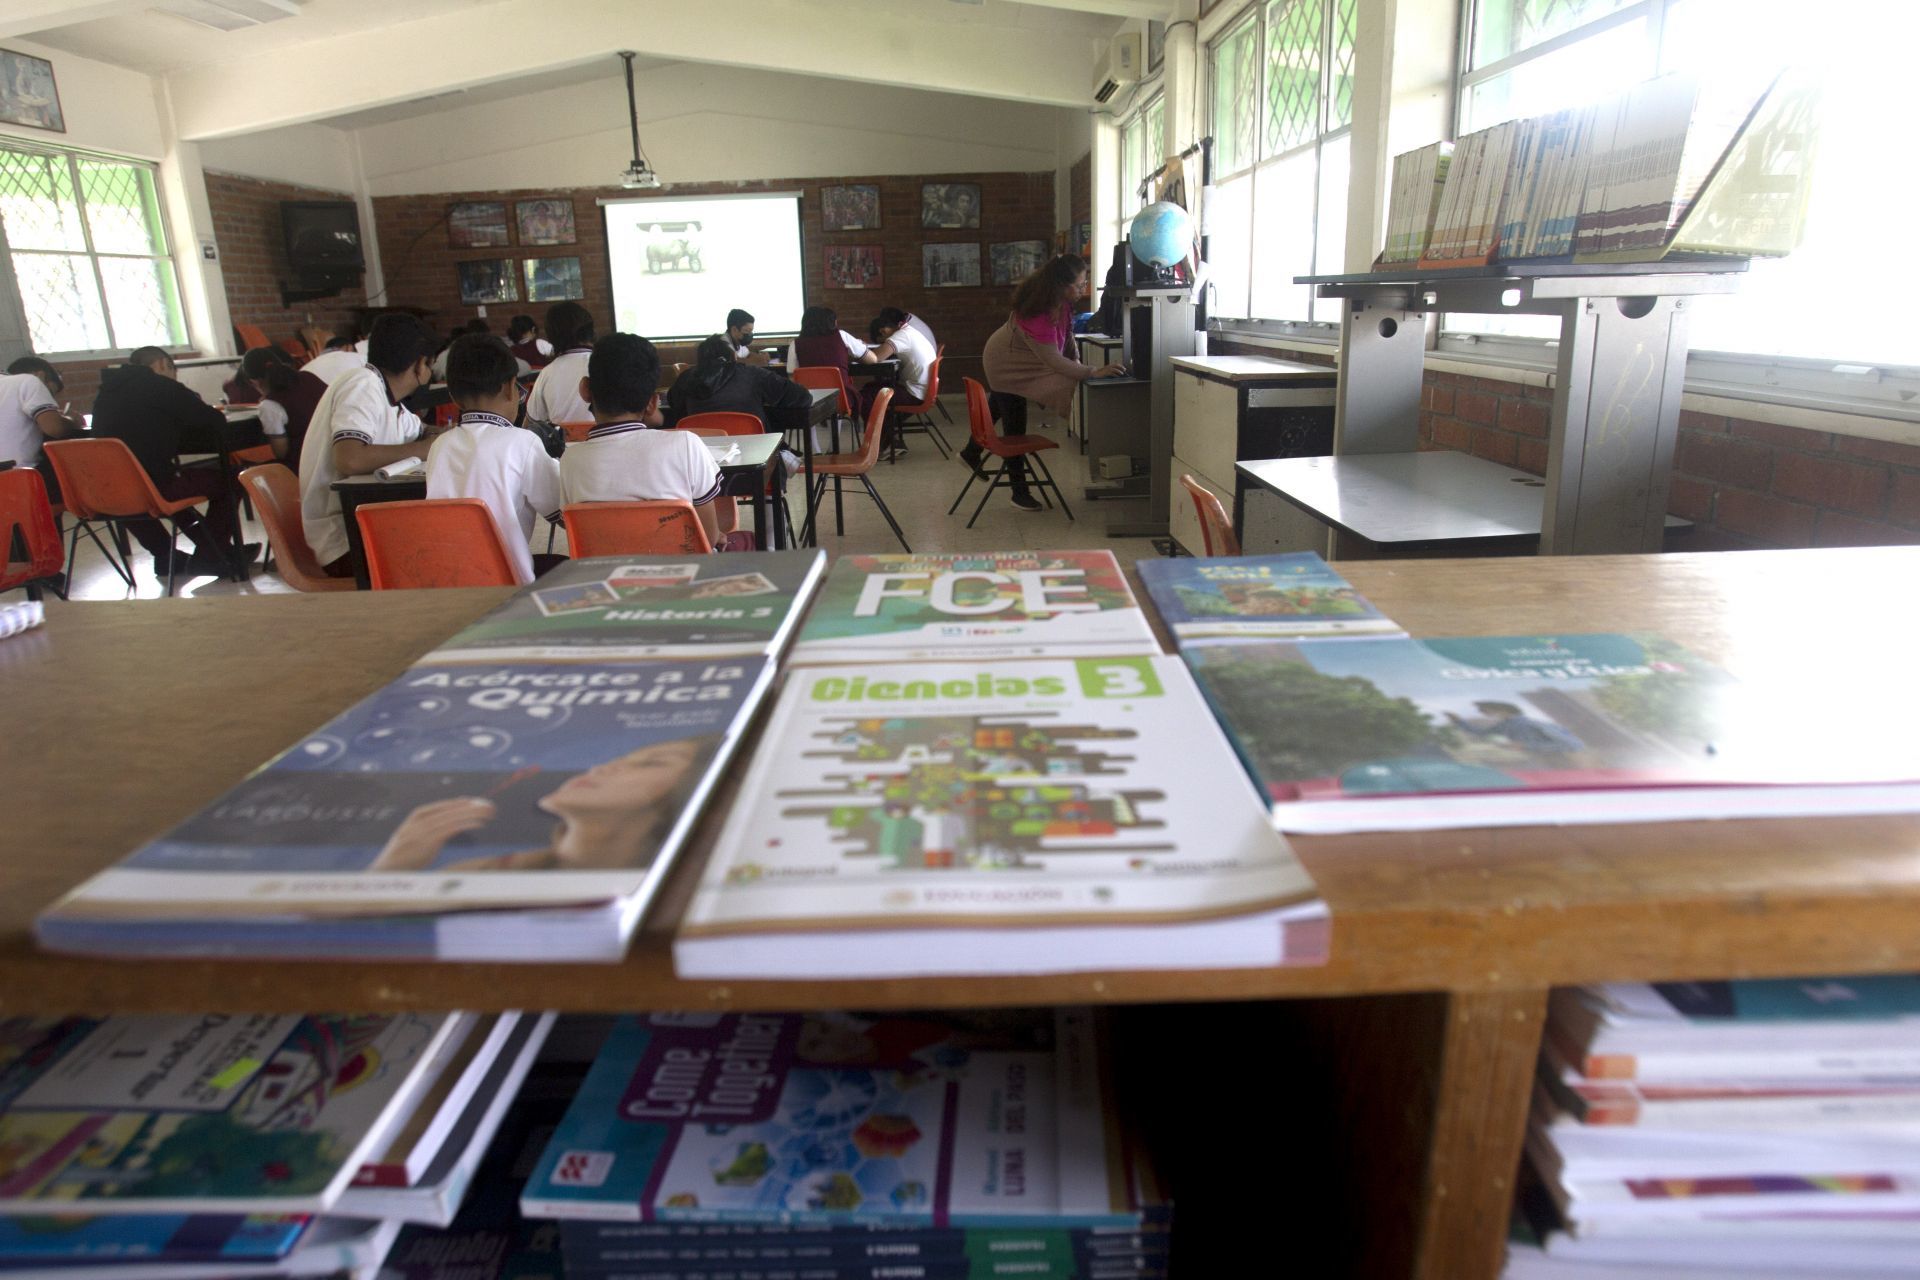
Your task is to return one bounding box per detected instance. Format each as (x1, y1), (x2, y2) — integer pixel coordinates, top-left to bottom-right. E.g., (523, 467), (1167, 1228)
(0, 50), (63, 133)
(515, 199), (576, 246)
(457, 258), (517, 305)
(989, 239), (1048, 286)
(821, 184), (880, 232)
(523, 255), (584, 302)
(825, 245), (882, 290)
(920, 183), (981, 230)
(922, 243), (980, 288)
(447, 201), (510, 248)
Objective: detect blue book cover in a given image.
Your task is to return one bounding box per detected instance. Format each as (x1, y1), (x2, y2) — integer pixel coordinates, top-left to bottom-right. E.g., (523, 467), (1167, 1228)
(0, 1213), (308, 1264)
(1134, 553), (1401, 644)
(39, 657), (774, 962)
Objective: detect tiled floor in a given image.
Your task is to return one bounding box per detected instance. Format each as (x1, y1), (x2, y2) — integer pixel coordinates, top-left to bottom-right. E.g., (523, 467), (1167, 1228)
(56, 398), (1167, 601)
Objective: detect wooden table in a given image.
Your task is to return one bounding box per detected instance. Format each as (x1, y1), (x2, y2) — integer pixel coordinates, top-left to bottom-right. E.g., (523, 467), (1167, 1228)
(8, 548), (1920, 1278)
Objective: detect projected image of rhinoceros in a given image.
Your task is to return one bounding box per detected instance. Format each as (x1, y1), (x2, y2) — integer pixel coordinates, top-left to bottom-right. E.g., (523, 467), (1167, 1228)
(645, 221), (704, 273)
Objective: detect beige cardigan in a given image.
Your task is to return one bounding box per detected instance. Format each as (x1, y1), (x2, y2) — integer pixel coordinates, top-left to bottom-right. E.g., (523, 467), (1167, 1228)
(980, 311), (1095, 418)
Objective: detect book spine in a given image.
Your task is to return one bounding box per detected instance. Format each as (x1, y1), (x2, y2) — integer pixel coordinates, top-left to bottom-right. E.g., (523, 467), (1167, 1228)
(1583, 1046), (1920, 1081)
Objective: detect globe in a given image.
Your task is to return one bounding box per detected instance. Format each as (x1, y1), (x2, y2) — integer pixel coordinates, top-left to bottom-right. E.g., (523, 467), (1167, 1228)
(1128, 201), (1195, 270)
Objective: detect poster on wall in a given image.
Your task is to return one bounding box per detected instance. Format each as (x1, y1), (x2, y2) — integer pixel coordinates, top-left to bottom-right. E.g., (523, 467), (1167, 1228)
(448, 201), (510, 248)
(523, 256), (584, 302)
(515, 199), (577, 246)
(0, 50), (62, 133)
(826, 245), (882, 290)
(920, 183), (981, 230)
(922, 242), (980, 288)
(1148, 20), (1167, 73)
(457, 258), (517, 305)
(989, 240), (1048, 286)
(821, 184), (880, 232)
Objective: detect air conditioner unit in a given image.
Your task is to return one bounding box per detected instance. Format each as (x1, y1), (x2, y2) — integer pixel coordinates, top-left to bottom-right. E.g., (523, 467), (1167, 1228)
(1093, 33), (1141, 104)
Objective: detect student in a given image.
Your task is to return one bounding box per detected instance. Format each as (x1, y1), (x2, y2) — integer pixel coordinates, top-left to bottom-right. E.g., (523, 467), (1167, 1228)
(665, 335), (812, 430)
(977, 255), (1126, 512)
(236, 346), (328, 467)
(524, 302), (598, 428)
(558, 332), (725, 550)
(506, 314), (554, 368)
(867, 307), (936, 403)
(298, 312), (441, 575)
(787, 305), (878, 373)
(301, 335), (366, 387)
(1, 356), (84, 503)
(426, 335), (563, 586)
(900, 310), (937, 350)
(725, 308), (755, 359)
(90, 346), (252, 577)
(432, 318), (490, 381)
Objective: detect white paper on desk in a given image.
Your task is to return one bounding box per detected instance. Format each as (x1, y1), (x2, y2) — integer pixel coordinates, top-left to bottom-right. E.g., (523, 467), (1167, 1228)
(705, 441), (741, 463)
(376, 455), (424, 479)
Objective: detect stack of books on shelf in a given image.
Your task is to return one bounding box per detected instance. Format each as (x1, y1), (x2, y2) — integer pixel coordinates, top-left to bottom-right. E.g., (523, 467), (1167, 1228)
(34, 552), (830, 963)
(672, 550), (1330, 979)
(517, 1008), (1171, 1280)
(1507, 976), (1920, 1279)
(1376, 66), (1818, 269)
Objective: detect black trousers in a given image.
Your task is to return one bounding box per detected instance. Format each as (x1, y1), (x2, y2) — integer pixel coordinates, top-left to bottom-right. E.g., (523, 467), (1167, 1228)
(981, 391), (1033, 500)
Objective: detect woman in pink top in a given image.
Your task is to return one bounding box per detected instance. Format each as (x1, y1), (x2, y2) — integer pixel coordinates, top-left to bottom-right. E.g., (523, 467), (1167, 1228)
(975, 255), (1126, 510)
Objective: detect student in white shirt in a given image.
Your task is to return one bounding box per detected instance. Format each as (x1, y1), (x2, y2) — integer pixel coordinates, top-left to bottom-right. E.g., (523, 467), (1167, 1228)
(297, 313), (441, 575)
(523, 301), (598, 429)
(558, 332), (725, 550)
(0, 356), (83, 497)
(868, 307), (936, 401)
(902, 312), (937, 350)
(427, 335), (563, 585)
(301, 338), (365, 387)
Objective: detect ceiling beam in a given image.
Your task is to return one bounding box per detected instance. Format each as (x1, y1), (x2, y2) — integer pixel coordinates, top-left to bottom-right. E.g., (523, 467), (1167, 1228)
(1007, 0), (1170, 21)
(0, 0), (148, 38)
(164, 0), (1111, 140)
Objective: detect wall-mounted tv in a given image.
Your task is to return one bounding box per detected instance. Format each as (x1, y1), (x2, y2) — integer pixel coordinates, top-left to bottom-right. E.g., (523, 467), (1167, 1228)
(280, 200), (364, 286)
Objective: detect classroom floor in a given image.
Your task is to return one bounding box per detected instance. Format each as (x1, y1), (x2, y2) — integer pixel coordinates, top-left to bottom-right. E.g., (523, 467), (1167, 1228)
(57, 397), (1168, 601)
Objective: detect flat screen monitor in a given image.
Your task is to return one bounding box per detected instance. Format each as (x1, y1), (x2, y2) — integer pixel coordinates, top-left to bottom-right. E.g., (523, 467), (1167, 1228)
(601, 193), (805, 341)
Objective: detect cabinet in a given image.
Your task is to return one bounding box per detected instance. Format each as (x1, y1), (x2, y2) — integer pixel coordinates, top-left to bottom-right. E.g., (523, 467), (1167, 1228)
(1167, 356), (1336, 556)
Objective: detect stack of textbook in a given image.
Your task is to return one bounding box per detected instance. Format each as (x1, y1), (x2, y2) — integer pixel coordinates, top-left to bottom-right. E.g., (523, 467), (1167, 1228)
(35, 553), (828, 963)
(1507, 976), (1920, 1279)
(517, 1008), (1172, 1280)
(0, 1008), (554, 1279)
(672, 551), (1330, 979)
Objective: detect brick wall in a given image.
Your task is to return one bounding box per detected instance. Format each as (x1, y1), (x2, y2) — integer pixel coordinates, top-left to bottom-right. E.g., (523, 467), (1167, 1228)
(1209, 336), (1920, 552)
(370, 171), (1057, 380)
(204, 171), (370, 347)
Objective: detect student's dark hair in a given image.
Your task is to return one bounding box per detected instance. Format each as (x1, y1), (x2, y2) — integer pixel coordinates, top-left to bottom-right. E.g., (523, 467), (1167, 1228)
(128, 345), (172, 370)
(446, 334), (520, 404)
(1010, 253), (1088, 319)
(324, 333), (355, 350)
(696, 334), (736, 368)
(546, 301), (594, 351)
(798, 305), (837, 338)
(507, 314), (537, 341)
(586, 332), (661, 416)
(241, 345), (297, 397)
(869, 306), (909, 343)
(726, 308), (754, 331)
(464, 317), (491, 335)
(8, 355), (60, 392)
(366, 313), (440, 375)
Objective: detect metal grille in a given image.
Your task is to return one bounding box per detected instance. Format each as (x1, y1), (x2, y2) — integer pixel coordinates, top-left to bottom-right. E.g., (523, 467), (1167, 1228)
(11, 252), (107, 353)
(1330, 0), (1357, 128)
(1212, 17), (1261, 175)
(0, 150), (83, 251)
(97, 257), (178, 349)
(1472, 0), (1635, 68)
(78, 159), (166, 257)
(1263, 0), (1323, 156)
(1142, 97), (1166, 178)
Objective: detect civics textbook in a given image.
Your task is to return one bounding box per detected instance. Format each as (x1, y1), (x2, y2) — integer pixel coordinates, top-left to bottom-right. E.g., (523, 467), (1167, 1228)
(1134, 552), (1402, 644)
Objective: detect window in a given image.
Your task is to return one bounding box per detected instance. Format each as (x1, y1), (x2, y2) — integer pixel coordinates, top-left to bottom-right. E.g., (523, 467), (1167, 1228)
(1206, 0), (1356, 325)
(0, 146), (186, 356)
(1117, 94), (1167, 244)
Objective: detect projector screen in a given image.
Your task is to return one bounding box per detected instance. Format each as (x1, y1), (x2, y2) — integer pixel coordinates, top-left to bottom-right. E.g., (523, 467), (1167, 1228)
(601, 193), (806, 342)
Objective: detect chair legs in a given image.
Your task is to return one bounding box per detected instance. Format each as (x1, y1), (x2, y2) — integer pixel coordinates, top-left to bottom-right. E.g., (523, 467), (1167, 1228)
(65, 516), (134, 589)
(958, 454), (1075, 530)
(803, 472), (911, 552)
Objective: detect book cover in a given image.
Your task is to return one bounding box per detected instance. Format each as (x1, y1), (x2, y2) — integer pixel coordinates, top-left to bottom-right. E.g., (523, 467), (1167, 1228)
(1134, 553), (1402, 644)
(789, 552), (1157, 665)
(0, 1213), (309, 1265)
(38, 657), (775, 962)
(1183, 634), (1920, 834)
(675, 656), (1320, 973)
(521, 1009), (1150, 1228)
(430, 552), (827, 663)
(0, 1014), (457, 1216)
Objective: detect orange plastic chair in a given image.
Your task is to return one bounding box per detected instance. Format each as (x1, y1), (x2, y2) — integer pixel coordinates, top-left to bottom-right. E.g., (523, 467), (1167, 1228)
(562, 501), (713, 556)
(946, 379), (1072, 530)
(559, 421), (595, 444)
(0, 465), (65, 599)
(890, 353), (950, 458)
(803, 388), (909, 551)
(790, 365), (857, 418)
(240, 463), (354, 593)
(234, 323), (271, 352)
(676, 411), (764, 437)
(431, 402), (462, 428)
(1180, 473), (1242, 557)
(43, 438), (221, 596)
(356, 498), (518, 590)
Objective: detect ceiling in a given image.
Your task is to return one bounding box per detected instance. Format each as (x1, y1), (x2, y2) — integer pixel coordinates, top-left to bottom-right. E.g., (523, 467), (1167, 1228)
(320, 54), (663, 129)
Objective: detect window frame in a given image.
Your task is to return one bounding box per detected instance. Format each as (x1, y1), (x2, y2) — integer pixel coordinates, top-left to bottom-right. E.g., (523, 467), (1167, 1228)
(1116, 91), (1167, 246)
(0, 141), (190, 361)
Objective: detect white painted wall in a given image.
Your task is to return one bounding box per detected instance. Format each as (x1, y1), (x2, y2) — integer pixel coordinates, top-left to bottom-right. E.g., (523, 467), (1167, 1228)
(0, 37), (162, 158)
(199, 122), (358, 194)
(353, 62), (1071, 197)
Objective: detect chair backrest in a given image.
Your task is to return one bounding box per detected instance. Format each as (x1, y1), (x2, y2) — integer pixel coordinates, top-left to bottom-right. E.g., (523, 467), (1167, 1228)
(42, 438), (167, 519)
(962, 377), (999, 452)
(234, 322), (272, 352)
(562, 501), (713, 556)
(240, 462), (349, 592)
(677, 411), (764, 437)
(432, 401), (462, 427)
(559, 420), (595, 444)
(790, 365), (854, 416)
(1179, 473), (1241, 557)
(679, 426), (727, 437)
(357, 498), (518, 589)
(847, 387), (894, 469)
(0, 465), (63, 591)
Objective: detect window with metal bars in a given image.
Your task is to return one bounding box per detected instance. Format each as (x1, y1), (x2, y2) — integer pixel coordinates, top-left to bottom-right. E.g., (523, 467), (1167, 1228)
(0, 146), (186, 357)
(1116, 93), (1167, 247)
(1204, 0), (1356, 325)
